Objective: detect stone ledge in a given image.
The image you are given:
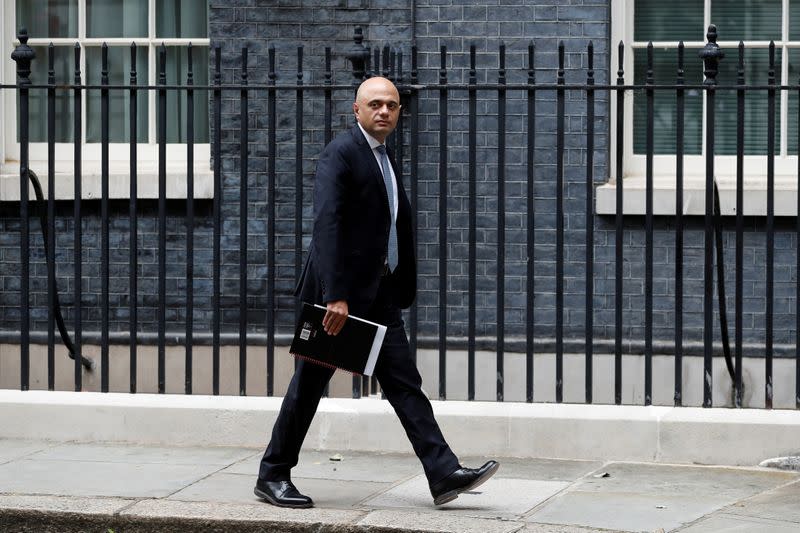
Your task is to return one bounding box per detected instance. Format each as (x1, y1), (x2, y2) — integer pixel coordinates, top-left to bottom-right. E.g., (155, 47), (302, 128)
(1, 389), (799, 467)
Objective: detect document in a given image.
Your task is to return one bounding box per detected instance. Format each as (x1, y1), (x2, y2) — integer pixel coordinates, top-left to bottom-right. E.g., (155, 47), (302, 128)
(289, 302), (387, 376)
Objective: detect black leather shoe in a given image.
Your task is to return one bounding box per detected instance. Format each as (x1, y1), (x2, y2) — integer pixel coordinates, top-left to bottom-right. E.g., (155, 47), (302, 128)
(254, 479), (313, 508)
(429, 460), (499, 506)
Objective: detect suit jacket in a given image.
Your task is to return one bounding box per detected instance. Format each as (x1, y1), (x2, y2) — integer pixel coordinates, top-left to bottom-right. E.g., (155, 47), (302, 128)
(294, 124), (416, 317)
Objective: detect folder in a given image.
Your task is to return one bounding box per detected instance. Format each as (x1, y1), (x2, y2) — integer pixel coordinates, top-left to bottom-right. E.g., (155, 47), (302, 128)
(289, 302), (387, 376)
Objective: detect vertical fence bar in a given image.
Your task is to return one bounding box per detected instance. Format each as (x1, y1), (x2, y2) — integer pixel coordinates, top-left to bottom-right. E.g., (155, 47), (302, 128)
(381, 46), (403, 396)
(395, 49), (404, 195)
(766, 41), (775, 409)
(73, 42), (83, 392)
(556, 41), (565, 403)
(47, 43), (56, 390)
(101, 43), (110, 392)
(735, 42), (745, 408)
(185, 44), (195, 395)
(797, 55), (800, 410)
(212, 44), (222, 396)
(350, 39), (364, 401)
(675, 42), (685, 406)
(644, 42), (654, 406)
(497, 43), (506, 401)
(409, 44), (419, 363)
(614, 41), (624, 405)
(295, 46), (304, 324)
(526, 41), (536, 403)
(129, 43), (139, 393)
(351, 46), (362, 398)
(585, 41), (595, 404)
(700, 26), (722, 408)
(239, 46), (249, 396)
(468, 43), (477, 401)
(267, 46), (277, 396)
(12, 30), (34, 392)
(438, 45), (448, 400)
(157, 44), (167, 394)
(321, 47), (331, 399)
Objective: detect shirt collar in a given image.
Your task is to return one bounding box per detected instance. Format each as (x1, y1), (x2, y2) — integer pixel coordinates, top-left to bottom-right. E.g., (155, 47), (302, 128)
(357, 122), (383, 150)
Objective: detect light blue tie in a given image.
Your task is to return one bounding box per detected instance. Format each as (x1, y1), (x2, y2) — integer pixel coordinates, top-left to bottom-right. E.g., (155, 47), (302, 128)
(376, 145), (398, 271)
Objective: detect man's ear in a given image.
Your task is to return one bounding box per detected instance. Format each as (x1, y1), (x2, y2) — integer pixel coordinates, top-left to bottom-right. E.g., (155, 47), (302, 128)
(352, 102), (359, 118)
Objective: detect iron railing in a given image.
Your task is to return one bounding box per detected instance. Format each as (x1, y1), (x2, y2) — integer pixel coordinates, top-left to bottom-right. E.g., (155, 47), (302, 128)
(4, 25), (800, 409)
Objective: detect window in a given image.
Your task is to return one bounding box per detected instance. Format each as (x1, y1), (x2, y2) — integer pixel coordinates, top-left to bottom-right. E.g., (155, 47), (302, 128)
(600, 0), (800, 215)
(2, 0), (212, 200)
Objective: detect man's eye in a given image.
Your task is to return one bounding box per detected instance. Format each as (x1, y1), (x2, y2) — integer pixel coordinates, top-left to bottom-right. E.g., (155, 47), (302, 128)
(387, 103), (398, 110)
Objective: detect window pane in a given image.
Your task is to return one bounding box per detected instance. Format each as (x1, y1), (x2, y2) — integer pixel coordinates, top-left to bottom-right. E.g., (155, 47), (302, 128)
(156, 0), (208, 38)
(19, 46), (74, 143)
(633, 48), (703, 155)
(85, 46), (149, 143)
(634, 0), (703, 42)
(16, 0), (78, 39)
(87, 0), (148, 38)
(789, 0), (800, 40)
(715, 48), (780, 155)
(711, 0), (781, 41)
(159, 46), (210, 143)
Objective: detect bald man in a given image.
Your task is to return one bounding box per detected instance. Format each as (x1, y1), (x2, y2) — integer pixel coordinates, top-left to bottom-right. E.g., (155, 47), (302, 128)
(255, 77), (498, 508)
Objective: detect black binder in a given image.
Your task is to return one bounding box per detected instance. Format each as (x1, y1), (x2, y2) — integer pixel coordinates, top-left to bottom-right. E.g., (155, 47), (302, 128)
(289, 302), (387, 376)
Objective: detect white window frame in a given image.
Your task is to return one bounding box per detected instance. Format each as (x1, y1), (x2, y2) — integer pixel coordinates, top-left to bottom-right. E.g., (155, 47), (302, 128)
(1, 0), (213, 200)
(600, 0), (799, 216)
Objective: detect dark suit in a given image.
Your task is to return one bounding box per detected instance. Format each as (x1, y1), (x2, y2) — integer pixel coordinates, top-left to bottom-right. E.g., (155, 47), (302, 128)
(259, 125), (460, 486)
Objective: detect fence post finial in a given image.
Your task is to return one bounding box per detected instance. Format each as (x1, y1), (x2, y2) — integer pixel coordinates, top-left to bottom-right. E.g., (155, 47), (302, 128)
(345, 26), (370, 83)
(699, 24), (724, 86)
(11, 28), (36, 86)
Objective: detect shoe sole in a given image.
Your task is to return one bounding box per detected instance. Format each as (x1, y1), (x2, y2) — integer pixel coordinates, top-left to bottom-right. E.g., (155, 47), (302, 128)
(433, 461), (500, 506)
(253, 486), (314, 509)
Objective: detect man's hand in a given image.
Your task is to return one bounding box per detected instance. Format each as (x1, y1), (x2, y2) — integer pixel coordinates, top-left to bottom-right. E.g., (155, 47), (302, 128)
(323, 300), (348, 336)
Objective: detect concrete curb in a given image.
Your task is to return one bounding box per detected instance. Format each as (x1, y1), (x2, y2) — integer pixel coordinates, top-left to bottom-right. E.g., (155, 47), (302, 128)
(0, 495), (440, 533)
(1, 390), (799, 466)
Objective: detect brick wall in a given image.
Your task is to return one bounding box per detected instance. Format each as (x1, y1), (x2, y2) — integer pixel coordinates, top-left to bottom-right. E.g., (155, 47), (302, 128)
(3, 1), (797, 355)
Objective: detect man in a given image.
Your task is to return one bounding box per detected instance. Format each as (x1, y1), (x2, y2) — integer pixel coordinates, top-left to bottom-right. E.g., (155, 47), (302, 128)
(254, 77), (498, 508)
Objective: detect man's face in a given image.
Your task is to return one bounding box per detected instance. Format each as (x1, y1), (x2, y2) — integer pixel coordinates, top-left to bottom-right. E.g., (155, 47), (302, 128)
(353, 77), (401, 143)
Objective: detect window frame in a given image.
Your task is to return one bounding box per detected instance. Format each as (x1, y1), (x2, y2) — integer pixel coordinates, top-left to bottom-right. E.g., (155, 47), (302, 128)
(601, 0), (800, 216)
(2, 0), (212, 200)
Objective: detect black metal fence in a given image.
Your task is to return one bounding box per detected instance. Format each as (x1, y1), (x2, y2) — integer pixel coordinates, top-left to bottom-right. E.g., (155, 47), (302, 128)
(4, 25), (800, 409)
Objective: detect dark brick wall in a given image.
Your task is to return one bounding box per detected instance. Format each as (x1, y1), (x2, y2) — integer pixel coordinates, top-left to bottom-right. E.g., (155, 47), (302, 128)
(3, 1), (798, 355)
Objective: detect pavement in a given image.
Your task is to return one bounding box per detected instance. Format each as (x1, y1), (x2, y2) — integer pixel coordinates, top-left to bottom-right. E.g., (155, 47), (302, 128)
(1, 439), (799, 532)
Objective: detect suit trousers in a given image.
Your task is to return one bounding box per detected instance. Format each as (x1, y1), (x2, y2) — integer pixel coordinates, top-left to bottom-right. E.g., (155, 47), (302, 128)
(258, 276), (461, 486)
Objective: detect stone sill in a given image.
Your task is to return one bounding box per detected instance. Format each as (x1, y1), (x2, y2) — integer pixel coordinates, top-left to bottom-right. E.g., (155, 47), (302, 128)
(0, 160), (214, 201)
(596, 176), (800, 217)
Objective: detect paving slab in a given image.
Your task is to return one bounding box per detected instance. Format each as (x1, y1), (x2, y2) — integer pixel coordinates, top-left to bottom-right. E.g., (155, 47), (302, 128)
(459, 456), (602, 482)
(527, 462), (799, 532)
(123, 498), (366, 526)
(169, 470), (392, 509)
(720, 478), (800, 523)
(365, 474), (568, 518)
(27, 441), (255, 465)
(0, 439), (55, 464)
(0, 458), (221, 498)
(224, 449), (424, 483)
(678, 514), (800, 532)
(528, 490), (729, 532)
(569, 462), (797, 500)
